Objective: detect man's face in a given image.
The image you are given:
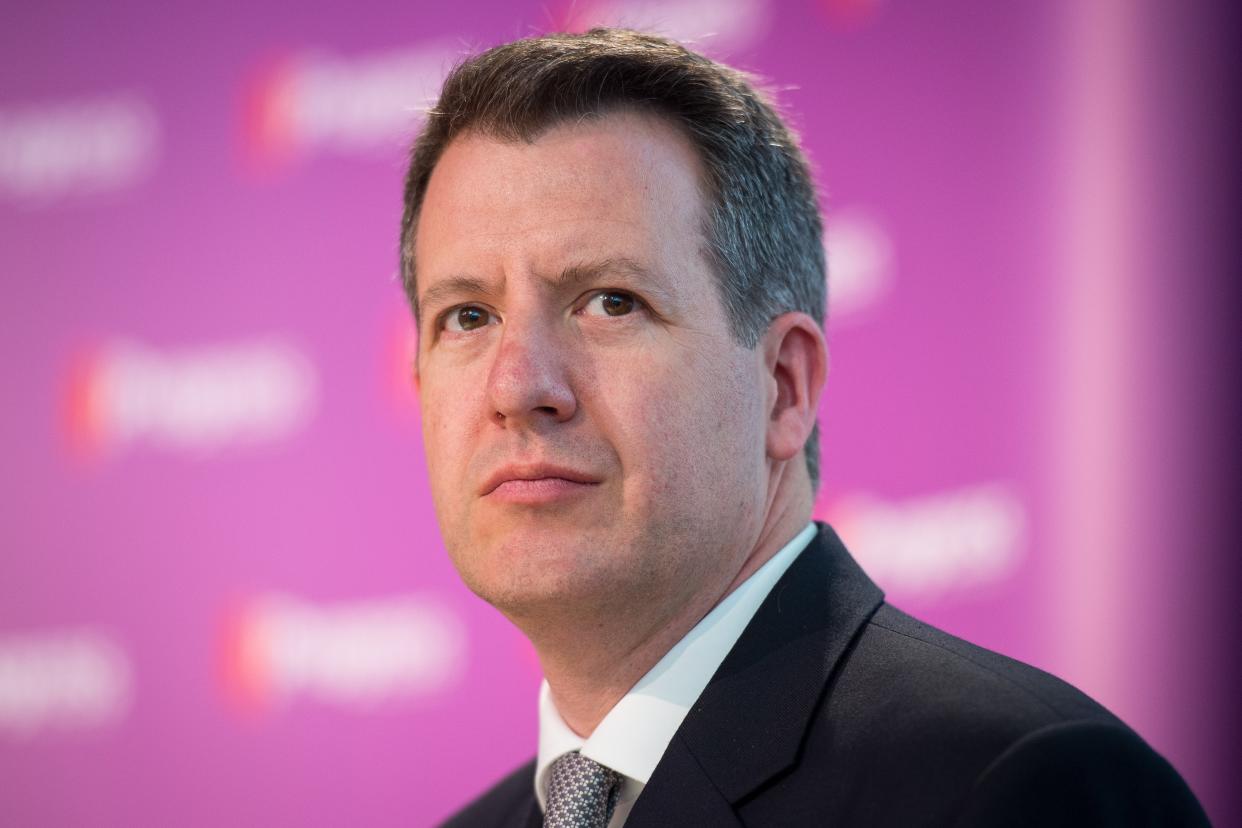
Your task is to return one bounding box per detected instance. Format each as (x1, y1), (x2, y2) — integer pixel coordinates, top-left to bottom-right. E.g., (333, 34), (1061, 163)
(413, 111), (771, 623)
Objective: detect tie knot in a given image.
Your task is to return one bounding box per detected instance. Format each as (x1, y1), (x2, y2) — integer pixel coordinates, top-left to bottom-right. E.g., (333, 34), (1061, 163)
(544, 751), (623, 828)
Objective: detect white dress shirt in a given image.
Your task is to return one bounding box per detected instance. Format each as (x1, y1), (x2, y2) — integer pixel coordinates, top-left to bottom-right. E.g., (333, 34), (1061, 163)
(534, 522), (818, 826)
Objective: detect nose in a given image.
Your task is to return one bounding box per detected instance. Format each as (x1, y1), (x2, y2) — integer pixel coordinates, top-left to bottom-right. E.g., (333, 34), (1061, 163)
(485, 323), (577, 428)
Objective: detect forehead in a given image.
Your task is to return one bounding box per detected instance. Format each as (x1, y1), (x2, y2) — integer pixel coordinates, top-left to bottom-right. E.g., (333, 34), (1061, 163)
(412, 110), (709, 294)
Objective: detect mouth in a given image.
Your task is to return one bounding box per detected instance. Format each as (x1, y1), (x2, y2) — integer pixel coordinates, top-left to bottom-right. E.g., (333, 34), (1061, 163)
(480, 464), (602, 504)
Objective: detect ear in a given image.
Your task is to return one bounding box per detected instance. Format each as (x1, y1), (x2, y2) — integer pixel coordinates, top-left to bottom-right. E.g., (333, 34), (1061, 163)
(760, 312), (828, 463)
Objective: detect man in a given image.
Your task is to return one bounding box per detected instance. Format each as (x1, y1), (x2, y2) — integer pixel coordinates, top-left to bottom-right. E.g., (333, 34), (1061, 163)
(400, 28), (1208, 827)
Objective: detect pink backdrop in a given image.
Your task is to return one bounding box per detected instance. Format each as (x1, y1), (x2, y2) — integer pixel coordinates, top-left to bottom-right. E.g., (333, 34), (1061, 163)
(2, 1), (1233, 824)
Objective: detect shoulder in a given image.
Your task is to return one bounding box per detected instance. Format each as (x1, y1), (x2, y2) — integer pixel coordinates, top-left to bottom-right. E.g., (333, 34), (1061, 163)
(795, 603), (1119, 805)
(854, 603), (1117, 728)
(953, 719), (1210, 826)
(776, 603), (1207, 825)
(439, 758), (537, 828)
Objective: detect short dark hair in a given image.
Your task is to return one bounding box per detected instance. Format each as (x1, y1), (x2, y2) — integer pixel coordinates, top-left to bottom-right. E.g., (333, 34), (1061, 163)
(400, 27), (826, 487)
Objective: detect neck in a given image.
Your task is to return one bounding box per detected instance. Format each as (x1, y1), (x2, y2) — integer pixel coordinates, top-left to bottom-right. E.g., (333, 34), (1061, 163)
(528, 462), (813, 737)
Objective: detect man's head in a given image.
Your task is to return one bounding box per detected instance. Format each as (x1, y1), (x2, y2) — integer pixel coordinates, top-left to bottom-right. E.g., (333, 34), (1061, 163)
(401, 29), (828, 628)
(401, 28), (826, 482)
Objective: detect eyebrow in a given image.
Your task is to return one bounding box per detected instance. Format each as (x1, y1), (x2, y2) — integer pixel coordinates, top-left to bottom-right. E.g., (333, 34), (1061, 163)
(554, 257), (656, 290)
(418, 276), (495, 318)
(418, 256), (665, 317)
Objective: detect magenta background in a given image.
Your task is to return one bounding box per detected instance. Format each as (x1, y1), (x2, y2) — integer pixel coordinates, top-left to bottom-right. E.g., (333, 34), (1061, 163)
(1, 1), (1234, 825)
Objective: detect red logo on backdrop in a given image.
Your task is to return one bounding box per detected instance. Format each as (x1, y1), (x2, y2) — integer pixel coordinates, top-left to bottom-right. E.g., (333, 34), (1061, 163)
(62, 343), (110, 462)
(383, 296), (420, 424)
(241, 54), (303, 170)
(217, 592), (467, 716)
(549, 0), (597, 32)
(239, 42), (460, 173)
(818, 0), (884, 27)
(60, 338), (318, 463)
(218, 598), (274, 714)
(549, 0), (769, 55)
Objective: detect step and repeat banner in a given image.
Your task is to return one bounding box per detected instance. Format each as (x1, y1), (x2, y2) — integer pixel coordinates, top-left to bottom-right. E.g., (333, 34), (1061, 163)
(1, 1), (1230, 825)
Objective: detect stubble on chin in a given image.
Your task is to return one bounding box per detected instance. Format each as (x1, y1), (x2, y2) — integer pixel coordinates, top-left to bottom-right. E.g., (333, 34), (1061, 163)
(453, 527), (619, 613)
(479, 520), (722, 646)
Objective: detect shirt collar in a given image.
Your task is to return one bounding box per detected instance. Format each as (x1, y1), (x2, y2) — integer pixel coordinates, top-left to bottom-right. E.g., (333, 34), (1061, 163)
(534, 522), (818, 809)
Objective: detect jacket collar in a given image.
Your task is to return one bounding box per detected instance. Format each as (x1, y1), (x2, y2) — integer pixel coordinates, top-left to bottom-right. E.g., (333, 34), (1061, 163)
(627, 523), (884, 820)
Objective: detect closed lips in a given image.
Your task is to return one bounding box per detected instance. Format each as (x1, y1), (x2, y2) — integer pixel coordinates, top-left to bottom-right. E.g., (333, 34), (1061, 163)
(480, 466), (601, 496)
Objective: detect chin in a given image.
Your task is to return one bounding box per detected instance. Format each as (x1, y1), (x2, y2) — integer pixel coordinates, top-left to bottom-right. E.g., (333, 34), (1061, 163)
(454, 530), (633, 617)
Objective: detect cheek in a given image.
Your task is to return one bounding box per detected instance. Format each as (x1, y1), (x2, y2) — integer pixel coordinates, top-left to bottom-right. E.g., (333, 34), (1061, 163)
(419, 374), (484, 497)
(589, 347), (761, 495)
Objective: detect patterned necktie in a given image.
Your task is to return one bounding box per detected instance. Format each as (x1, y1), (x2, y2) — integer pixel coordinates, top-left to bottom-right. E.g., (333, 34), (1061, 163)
(544, 751), (623, 828)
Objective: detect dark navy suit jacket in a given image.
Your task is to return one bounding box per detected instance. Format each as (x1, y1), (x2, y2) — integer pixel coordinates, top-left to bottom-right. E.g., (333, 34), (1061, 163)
(442, 524), (1208, 827)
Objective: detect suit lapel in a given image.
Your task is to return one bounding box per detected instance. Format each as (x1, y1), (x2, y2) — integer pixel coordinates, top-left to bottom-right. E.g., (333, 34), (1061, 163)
(627, 523), (884, 822)
(623, 734), (744, 827)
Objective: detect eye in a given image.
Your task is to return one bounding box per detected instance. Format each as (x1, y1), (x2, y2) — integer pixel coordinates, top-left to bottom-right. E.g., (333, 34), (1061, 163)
(582, 290), (637, 317)
(443, 305), (498, 333)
